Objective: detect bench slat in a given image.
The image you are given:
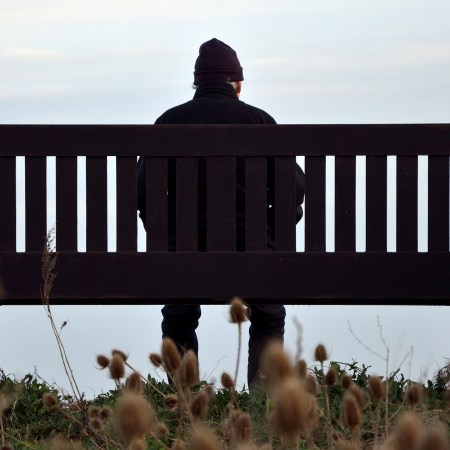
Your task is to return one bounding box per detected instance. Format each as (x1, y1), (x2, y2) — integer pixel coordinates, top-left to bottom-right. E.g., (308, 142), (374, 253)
(117, 156), (137, 251)
(207, 157), (236, 251)
(25, 157), (47, 251)
(0, 157), (16, 251)
(366, 156), (387, 251)
(86, 156), (107, 251)
(56, 156), (77, 251)
(176, 157), (198, 251)
(245, 157), (267, 251)
(304, 156), (326, 251)
(335, 156), (356, 251)
(397, 156), (418, 251)
(428, 156), (449, 251)
(146, 157), (168, 251)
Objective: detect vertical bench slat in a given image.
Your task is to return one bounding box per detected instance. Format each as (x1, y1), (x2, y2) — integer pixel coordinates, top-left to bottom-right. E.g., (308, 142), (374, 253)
(146, 157), (168, 252)
(176, 157), (198, 251)
(335, 156), (356, 251)
(274, 157), (296, 251)
(397, 156), (418, 251)
(207, 157), (236, 251)
(25, 157), (47, 251)
(245, 157), (267, 251)
(428, 156), (449, 251)
(117, 156), (137, 252)
(86, 156), (107, 251)
(366, 156), (387, 251)
(56, 156), (77, 251)
(305, 156), (326, 251)
(0, 157), (16, 251)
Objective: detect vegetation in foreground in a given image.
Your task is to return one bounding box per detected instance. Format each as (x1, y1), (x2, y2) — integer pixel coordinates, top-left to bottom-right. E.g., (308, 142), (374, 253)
(0, 232), (449, 449)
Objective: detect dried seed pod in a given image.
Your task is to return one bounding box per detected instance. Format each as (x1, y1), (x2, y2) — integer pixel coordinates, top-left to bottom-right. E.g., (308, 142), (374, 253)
(296, 359), (308, 379)
(314, 344), (328, 363)
(305, 374), (319, 396)
(189, 425), (220, 450)
(156, 422), (169, 437)
(111, 349), (128, 361)
(405, 382), (424, 407)
(125, 371), (143, 393)
(128, 438), (147, 450)
(229, 297), (247, 324)
(335, 440), (360, 450)
(96, 354), (110, 369)
(221, 372), (235, 389)
(88, 405), (101, 418)
(149, 352), (163, 368)
(420, 423), (449, 450)
(324, 367), (337, 386)
(100, 406), (112, 421)
(368, 374), (385, 402)
(42, 393), (59, 409)
(341, 392), (361, 429)
(341, 373), (352, 390)
(161, 337), (181, 374)
(163, 394), (179, 410)
(392, 411), (424, 450)
(260, 340), (294, 392)
(179, 350), (199, 386)
(109, 353), (126, 380)
(88, 417), (103, 432)
(348, 384), (366, 409)
(170, 440), (186, 450)
(190, 390), (210, 419)
(230, 411), (253, 443)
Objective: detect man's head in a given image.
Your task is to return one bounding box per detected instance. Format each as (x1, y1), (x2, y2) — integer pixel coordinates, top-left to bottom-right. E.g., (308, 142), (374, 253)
(193, 38), (244, 86)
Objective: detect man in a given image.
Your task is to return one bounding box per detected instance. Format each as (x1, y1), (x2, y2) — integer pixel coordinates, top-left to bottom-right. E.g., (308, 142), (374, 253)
(137, 38), (305, 387)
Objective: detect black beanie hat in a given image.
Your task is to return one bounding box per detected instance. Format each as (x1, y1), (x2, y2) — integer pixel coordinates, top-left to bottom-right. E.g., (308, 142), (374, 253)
(193, 38), (244, 85)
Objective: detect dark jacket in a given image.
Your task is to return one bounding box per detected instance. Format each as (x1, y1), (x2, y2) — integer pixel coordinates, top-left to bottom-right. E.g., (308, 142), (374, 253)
(137, 81), (305, 250)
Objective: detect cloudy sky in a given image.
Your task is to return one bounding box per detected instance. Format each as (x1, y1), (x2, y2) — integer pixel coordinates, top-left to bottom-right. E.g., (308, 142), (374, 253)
(1, 0), (450, 398)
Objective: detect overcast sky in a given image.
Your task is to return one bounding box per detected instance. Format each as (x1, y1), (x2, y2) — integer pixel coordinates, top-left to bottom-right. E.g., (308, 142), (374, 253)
(1, 0), (450, 398)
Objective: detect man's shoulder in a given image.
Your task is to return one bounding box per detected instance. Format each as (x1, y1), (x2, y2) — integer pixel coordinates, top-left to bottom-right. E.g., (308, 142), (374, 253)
(238, 101), (277, 124)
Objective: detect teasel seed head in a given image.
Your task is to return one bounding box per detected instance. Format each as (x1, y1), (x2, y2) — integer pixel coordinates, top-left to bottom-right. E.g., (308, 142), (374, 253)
(305, 374), (319, 396)
(368, 374), (385, 402)
(149, 352), (163, 368)
(96, 354), (110, 369)
(190, 390), (210, 420)
(0, 445), (14, 450)
(189, 425), (220, 450)
(163, 394), (179, 410)
(260, 340), (294, 393)
(270, 376), (315, 436)
(128, 438), (147, 450)
(114, 391), (156, 442)
(420, 422), (449, 450)
(88, 417), (103, 433)
(171, 439), (186, 450)
(88, 405), (101, 418)
(179, 350), (200, 387)
(335, 440), (360, 450)
(221, 372), (235, 389)
(0, 394), (10, 413)
(125, 371), (143, 394)
(109, 353), (126, 380)
(348, 384), (366, 409)
(230, 411), (253, 443)
(156, 422), (169, 437)
(325, 367), (337, 387)
(204, 384), (215, 400)
(296, 359), (308, 379)
(100, 406), (112, 421)
(112, 349), (128, 362)
(405, 382), (424, 407)
(314, 343), (328, 363)
(392, 411), (424, 450)
(42, 392), (59, 410)
(341, 392), (362, 430)
(161, 337), (181, 374)
(341, 373), (353, 390)
(229, 297), (247, 324)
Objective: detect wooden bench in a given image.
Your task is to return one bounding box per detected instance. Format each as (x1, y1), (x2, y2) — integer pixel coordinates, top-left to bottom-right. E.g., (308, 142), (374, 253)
(0, 124), (449, 305)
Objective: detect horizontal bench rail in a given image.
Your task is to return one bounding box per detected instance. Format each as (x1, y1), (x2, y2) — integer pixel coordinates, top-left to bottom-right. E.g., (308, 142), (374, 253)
(1, 124), (449, 305)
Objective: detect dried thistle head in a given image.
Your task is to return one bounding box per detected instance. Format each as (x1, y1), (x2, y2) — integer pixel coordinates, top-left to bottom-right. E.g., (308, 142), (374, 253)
(270, 376), (316, 436)
(88, 417), (103, 433)
(113, 391), (156, 442)
(0, 445), (13, 450)
(171, 439), (187, 450)
(109, 353), (126, 380)
(229, 410), (253, 443)
(405, 382), (424, 407)
(314, 343), (328, 363)
(88, 405), (101, 418)
(178, 350), (200, 387)
(368, 374), (385, 402)
(149, 352), (163, 368)
(341, 373), (353, 390)
(190, 390), (210, 419)
(221, 372), (235, 389)
(125, 372), (143, 394)
(260, 340), (294, 393)
(296, 359), (308, 379)
(188, 425), (220, 450)
(341, 392), (361, 430)
(305, 374), (319, 396)
(42, 392), (59, 410)
(0, 394), (10, 413)
(100, 406), (112, 421)
(325, 367), (337, 387)
(229, 297), (247, 324)
(348, 384), (366, 409)
(112, 349), (128, 362)
(96, 354), (110, 369)
(163, 394), (179, 410)
(128, 438), (147, 450)
(392, 411), (424, 450)
(161, 337), (181, 374)
(420, 422), (449, 450)
(334, 440), (361, 450)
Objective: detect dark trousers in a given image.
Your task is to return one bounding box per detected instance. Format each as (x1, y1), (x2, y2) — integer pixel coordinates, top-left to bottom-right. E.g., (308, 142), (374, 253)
(161, 304), (286, 387)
